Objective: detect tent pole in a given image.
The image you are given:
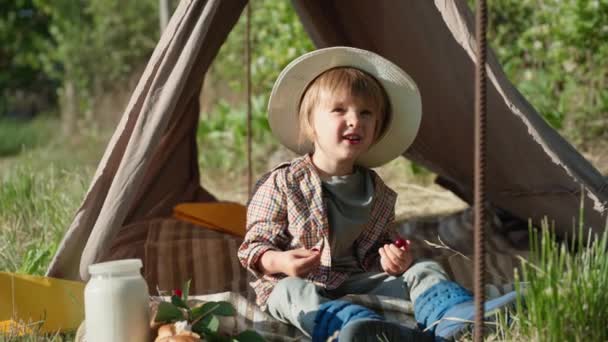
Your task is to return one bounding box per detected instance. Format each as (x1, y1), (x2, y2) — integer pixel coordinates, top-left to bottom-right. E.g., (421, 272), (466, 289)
(473, 0), (489, 340)
(246, 0), (253, 197)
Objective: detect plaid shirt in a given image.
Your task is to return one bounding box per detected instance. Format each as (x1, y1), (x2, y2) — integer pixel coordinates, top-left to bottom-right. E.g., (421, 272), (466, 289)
(237, 155), (397, 309)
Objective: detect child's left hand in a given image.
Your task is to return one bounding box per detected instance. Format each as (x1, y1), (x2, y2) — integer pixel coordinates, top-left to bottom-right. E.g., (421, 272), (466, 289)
(379, 240), (413, 276)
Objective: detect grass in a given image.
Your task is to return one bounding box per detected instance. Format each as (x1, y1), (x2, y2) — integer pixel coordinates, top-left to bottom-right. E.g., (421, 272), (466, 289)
(0, 162), (90, 274)
(479, 201), (608, 341)
(0, 117), (56, 158)
(0, 328), (75, 342)
(0, 117), (104, 275)
(508, 221), (608, 341)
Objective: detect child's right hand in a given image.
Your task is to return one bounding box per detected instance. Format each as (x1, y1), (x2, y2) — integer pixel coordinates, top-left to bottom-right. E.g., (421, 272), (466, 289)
(379, 238), (413, 276)
(258, 248), (321, 277)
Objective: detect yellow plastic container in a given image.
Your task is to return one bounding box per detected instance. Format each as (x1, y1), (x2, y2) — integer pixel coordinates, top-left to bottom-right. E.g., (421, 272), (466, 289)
(0, 272), (85, 334)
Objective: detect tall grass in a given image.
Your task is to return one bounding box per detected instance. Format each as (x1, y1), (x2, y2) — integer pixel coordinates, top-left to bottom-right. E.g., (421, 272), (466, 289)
(0, 117), (102, 275)
(480, 196), (608, 342)
(507, 219), (608, 341)
(0, 117), (56, 157)
(0, 163), (89, 274)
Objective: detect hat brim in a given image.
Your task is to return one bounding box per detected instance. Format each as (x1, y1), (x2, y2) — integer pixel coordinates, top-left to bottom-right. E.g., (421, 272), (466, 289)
(268, 46), (422, 168)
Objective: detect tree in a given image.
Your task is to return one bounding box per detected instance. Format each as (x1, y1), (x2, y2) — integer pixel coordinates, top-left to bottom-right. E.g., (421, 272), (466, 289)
(486, 0), (608, 145)
(34, 0), (159, 134)
(0, 0), (54, 117)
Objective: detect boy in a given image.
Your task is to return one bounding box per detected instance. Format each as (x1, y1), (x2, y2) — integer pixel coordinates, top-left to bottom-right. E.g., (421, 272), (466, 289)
(238, 47), (515, 341)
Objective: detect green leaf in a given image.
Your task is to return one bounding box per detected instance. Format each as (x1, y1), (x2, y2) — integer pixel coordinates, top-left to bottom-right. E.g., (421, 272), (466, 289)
(205, 315), (220, 333)
(192, 314), (220, 335)
(213, 301), (236, 316)
(205, 332), (233, 342)
(171, 294), (189, 310)
(155, 301), (184, 322)
(191, 302), (214, 320)
(191, 301), (235, 320)
(233, 330), (266, 342)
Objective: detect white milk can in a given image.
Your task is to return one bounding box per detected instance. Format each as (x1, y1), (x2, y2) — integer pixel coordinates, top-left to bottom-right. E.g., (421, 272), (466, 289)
(84, 259), (150, 342)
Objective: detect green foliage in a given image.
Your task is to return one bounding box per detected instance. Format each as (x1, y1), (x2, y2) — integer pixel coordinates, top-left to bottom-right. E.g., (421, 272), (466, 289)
(506, 220), (608, 341)
(198, 95), (277, 176)
(488, 189), (608, 342)
(156, 301), (185, 322)
(0, 119), (102, 275)
(0, 0), (55, 113)
(200, 1), (313, 175)
(486, 0), (608, 145)
(84, 0), (159, 85)
(155, 283), (264, 342)
(193, 314), (220, 336)
(234, 331), (266, 342)
(18, 245), (53, 275)
(31, 0), (158, 120)
(0, 116), (54, 157)
(0, 162), (89, 274)
(0, 0), (50, 79)
(211, 0), (314, 96)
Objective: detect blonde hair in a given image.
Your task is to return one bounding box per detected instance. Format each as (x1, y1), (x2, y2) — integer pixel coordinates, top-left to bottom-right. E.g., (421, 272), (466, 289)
(297, 67), (391, 149)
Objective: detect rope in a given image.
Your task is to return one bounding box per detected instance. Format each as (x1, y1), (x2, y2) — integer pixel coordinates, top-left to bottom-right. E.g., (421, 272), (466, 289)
(473, 0), (489, 340)
(246, 1), (253, 197)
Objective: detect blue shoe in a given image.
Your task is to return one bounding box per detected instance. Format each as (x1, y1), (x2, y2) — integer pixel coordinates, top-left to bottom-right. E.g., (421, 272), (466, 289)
(339, 319), (432, 342)
(414, 281), (474, 333)
(434, 291), (518, 341)
(312, 300), (383, 342)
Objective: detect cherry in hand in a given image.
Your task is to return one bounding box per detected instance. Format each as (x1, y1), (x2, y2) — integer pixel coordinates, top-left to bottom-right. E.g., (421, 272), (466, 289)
(394, 237), (410, 250)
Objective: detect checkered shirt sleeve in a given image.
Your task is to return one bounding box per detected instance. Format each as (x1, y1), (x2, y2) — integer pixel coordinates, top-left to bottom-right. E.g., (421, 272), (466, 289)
(237, 170), (291, 278)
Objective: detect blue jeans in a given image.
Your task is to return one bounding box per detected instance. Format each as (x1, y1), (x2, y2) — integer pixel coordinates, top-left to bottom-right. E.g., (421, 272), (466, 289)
(265, 260), (449, 337)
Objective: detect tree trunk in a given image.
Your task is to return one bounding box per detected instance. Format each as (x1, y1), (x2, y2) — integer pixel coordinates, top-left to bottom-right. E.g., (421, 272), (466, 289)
(61, 79), (78, 136)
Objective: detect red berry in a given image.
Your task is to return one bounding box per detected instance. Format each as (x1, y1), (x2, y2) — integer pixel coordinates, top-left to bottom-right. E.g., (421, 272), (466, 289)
(173, 289), (183, 298)
(394, 238), (409, 249)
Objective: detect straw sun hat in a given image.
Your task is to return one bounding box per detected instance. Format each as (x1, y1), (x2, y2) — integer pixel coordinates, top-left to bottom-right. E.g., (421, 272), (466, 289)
(267, 46), (422, 168)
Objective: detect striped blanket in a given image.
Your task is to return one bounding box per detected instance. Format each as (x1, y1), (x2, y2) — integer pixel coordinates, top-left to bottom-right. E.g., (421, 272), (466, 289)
(85, 209), (528, 341)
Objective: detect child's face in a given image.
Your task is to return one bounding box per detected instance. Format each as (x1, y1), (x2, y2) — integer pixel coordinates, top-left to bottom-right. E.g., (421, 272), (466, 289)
(310, 89), (379, 169)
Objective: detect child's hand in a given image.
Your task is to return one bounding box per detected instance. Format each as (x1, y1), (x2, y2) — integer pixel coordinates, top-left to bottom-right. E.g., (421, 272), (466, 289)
(280, 248), (322, 277)
(379, 239), (413, 276)
(258, 248), (321, 277)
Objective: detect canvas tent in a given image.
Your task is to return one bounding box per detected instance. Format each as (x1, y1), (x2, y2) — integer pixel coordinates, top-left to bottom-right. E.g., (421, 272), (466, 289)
(46, 0), (607, 284)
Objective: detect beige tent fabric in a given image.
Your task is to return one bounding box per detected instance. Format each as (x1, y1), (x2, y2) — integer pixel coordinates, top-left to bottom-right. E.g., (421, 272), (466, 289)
(48, 0), (607, 281)
(294, 0), (607, 233)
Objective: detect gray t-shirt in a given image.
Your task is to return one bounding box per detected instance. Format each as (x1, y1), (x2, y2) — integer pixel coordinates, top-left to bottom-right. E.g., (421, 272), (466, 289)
(322, 167), (374, 273)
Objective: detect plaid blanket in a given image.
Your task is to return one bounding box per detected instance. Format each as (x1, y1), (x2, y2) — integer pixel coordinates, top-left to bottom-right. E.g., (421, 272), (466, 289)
(147, 292), (417, 341)
(84, 210), (527, 341)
